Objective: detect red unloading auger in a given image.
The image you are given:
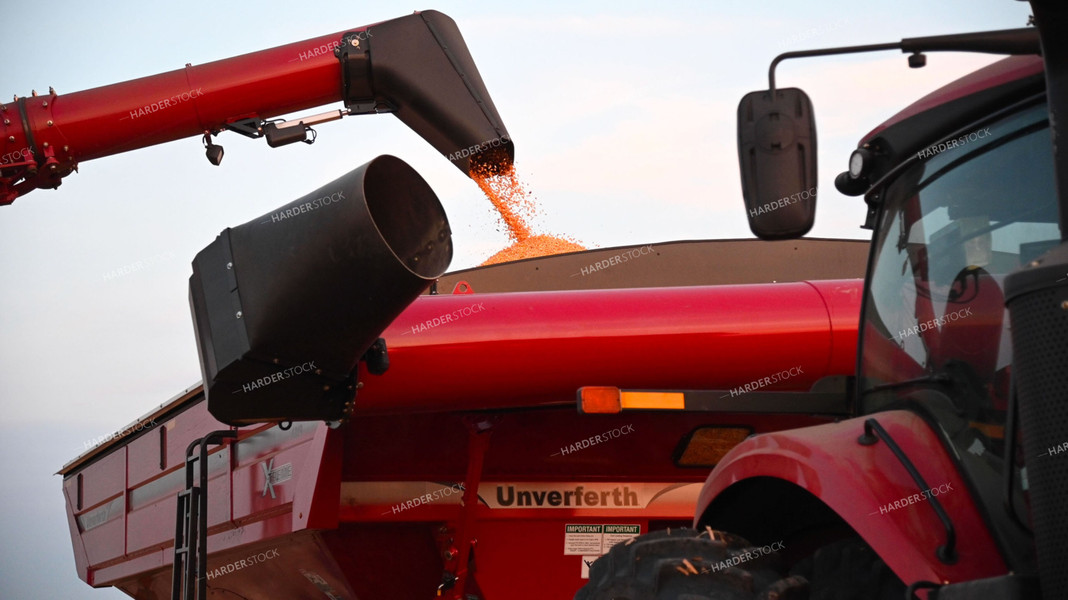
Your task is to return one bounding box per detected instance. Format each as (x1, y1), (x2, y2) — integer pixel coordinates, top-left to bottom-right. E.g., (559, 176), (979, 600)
(0, 10), (514, 205)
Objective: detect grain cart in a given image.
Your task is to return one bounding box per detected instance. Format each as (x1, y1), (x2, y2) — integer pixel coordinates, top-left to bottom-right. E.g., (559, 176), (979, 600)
(27, 9), (874, 600)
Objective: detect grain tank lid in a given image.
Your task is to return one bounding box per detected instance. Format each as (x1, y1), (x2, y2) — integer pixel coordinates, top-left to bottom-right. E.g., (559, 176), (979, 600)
(58, 380), (205, 475)
(861, 55), (1044, 144)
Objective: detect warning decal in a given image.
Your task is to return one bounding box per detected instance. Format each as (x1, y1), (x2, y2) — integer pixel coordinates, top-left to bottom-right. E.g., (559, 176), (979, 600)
(564, 524), (604, 555)
(566, 523), (642, 578)
(603, 524), (641, 550)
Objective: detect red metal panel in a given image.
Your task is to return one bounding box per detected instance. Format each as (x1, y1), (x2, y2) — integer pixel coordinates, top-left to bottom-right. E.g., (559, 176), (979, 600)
(320, 525), (442, 600)
(334, 485), (698, 599)
(81, 516), (126, 568)
(69, 447), (128, 570)
(155, 396), (228, 480)
(342, 409), (831, 484)
(805, 279), (863, 376)
(862, 55), (1043, 142)
(124, 399), (238, 557)
(66, 280), (862, 594)
(0, 25), (371, 202)
(61, 490), (90, 582)
(293, 424), (343, 530)
(474, 519), (671, 600)
(90, 415), (334, 587)
(76, 444), (126, 510)
(0, 27), (361, 163)
(694, 411), (1006, 585)
(43, 30), (351, 161)
(110, 531), (339, 598)
(356, 280), (862, 414)
(230, 421), (321, 527)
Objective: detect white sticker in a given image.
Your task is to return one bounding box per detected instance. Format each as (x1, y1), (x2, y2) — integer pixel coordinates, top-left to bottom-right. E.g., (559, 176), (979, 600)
(580, 556), (599, 579)
(564, 523), (641, 559)
(564, 524), (603, 555)
(261, 459), (293, 498)
(602, 524), (641, 552)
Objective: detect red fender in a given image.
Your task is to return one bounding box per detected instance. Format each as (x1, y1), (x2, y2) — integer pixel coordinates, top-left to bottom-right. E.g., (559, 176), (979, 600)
(694, 410), (1007, 585)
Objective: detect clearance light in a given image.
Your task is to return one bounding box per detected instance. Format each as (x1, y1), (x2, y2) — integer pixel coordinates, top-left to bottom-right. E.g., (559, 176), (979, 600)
(578, 387), (622, 414)
(577, 388), (687, 413)
(675, 427), (753, 468)
(620, 391), (685, 410)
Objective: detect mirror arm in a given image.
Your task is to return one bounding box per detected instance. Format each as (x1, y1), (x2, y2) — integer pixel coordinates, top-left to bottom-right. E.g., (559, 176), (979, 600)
(769, 43), (901, 93)
(769, 28), (1039, 92)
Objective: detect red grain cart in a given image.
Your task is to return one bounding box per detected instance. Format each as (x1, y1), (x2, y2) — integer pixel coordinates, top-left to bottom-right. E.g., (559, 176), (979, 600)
(60, 239), (866, 599)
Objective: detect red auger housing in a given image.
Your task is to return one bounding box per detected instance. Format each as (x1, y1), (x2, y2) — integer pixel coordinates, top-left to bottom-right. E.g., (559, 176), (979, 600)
(0, 10), (513, 205)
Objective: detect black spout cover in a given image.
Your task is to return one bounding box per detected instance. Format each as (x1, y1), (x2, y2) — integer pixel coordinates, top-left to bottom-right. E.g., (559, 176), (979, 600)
(337, 11), (514, 176)
(189, 155), (452, 425)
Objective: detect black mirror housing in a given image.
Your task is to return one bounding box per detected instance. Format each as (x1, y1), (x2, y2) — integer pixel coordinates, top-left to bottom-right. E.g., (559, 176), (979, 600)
(737, 88), (818, 240)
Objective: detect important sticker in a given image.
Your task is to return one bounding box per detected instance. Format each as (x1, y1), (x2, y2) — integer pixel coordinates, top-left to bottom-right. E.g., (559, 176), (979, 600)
(564, 524), (603, 555)
(602, 524), (641, 550)
(566, 523), (642, 578)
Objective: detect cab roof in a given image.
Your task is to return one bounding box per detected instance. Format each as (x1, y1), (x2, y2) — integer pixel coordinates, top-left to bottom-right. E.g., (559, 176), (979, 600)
(862, 55), (1044, 144)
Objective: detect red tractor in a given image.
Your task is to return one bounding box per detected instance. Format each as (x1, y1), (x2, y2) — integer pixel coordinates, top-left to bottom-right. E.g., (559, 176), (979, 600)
(577, 2), (1068, 598)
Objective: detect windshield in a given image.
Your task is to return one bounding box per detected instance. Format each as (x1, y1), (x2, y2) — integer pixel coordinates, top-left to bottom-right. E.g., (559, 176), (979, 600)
(859, 100), (1059, 478)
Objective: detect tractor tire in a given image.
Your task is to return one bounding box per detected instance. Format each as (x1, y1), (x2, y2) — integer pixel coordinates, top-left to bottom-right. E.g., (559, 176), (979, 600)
(574, 527), (809, 600)
(788, 537), (905, 600)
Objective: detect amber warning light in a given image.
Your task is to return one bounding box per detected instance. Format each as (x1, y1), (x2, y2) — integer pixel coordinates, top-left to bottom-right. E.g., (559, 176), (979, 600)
(578, 387), (686, 414)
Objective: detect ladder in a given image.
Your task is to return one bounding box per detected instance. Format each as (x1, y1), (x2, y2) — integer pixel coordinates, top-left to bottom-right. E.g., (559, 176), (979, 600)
(171, 430), (236, 600)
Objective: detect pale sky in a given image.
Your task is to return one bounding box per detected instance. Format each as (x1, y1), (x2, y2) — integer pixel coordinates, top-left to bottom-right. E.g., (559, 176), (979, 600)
(0, 1), (1032, 597)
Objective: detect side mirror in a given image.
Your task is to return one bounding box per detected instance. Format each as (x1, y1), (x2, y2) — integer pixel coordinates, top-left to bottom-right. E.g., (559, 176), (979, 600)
(189, 155), (452, 425)
(737, 88), (818, 240)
